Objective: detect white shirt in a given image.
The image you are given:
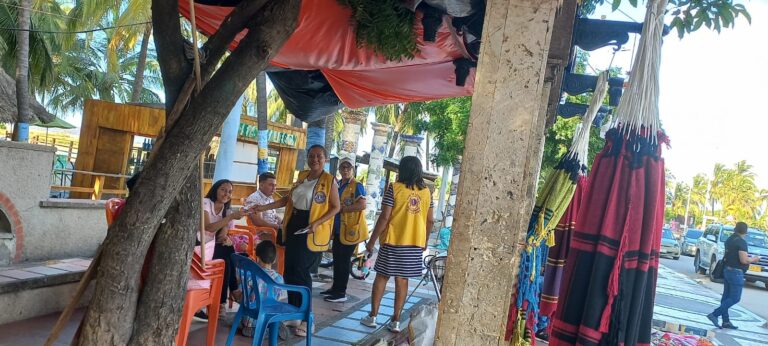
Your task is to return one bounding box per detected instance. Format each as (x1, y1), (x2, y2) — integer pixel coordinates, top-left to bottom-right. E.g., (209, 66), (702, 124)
(291, 177), (318, 210)
(244, 190), (279, 225)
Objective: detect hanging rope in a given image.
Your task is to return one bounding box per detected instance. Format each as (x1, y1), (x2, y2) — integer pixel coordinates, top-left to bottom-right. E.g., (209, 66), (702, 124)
(568, 70), (609, 164)
(613, 0), (667, 143)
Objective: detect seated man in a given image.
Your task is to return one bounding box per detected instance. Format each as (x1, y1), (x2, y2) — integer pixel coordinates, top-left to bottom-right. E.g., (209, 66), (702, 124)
(244, 172), (282, 232)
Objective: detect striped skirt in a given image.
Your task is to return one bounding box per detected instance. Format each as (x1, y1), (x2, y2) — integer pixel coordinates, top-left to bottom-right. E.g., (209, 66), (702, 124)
(373, 244), (424, 278)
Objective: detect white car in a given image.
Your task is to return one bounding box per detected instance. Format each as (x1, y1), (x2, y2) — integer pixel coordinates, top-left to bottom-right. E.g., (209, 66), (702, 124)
(694, 224), (768, 289)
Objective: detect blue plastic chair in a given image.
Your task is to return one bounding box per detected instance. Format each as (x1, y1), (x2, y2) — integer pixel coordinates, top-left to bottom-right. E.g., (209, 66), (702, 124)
(227, 254), (313, 346)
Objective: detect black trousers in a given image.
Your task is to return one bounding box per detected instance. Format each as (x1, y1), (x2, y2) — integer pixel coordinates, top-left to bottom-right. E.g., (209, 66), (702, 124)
(212, 242), (238, 304)
(283, 209), (314, 308)
(330, 236), (356, 294)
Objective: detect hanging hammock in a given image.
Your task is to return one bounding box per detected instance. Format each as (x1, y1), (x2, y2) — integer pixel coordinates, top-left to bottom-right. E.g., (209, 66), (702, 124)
(505, 70), (609, 346)
(550, 0), (668, 345)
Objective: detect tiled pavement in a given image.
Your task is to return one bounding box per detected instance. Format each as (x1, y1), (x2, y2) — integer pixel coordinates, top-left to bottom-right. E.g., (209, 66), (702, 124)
(0, 262), (438, 346)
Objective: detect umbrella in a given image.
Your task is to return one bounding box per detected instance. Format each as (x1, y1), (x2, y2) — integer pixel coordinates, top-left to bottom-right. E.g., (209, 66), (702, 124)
(549, 1), (668, 345)
(32, 117), (76, 144)
(505, 70), (608, 345)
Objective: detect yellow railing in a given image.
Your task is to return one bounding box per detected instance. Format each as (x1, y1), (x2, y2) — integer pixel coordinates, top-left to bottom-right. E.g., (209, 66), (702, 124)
(51, 169), (130, 200)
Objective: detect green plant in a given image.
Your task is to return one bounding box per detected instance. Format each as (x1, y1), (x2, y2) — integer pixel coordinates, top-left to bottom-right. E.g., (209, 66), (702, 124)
(338, 0), (418, 61)
(580, 0), (751, 39)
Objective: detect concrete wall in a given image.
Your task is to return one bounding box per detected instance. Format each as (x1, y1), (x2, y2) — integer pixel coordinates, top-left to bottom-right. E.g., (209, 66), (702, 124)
(0, 141), (106, 263)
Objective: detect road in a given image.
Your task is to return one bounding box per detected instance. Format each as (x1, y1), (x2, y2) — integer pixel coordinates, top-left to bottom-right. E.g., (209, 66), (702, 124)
(660, 255), (768, 321)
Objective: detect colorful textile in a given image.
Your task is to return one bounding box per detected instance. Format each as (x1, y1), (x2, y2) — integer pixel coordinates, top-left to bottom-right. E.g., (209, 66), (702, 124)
(550, 128), (667, 346)
(539, 177), (587, 328)
(505, 154), (584, 345)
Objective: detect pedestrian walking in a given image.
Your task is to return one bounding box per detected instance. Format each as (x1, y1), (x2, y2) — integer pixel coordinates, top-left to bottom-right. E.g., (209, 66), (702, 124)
(707, 222), (761, 329)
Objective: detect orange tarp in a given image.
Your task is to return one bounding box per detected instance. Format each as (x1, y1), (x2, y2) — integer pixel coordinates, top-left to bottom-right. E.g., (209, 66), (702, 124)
(178, 0), (474, 108)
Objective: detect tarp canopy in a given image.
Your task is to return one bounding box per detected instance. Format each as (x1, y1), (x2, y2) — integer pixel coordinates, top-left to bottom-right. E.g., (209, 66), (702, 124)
(179, 0), (477, 121)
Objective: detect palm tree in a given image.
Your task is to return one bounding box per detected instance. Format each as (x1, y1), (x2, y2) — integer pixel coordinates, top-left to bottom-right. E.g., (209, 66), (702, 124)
(44, 36), (162, 112)
(0, 0), (66, 94)
(66, 0), (153, 103)
(12, 0), (31, 141)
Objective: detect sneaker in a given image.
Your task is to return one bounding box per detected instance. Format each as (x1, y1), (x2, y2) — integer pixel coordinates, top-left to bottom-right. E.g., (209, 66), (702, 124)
(319, 289), (335, 296)
(387, 320), (401, 333)
(706, 313), (721, 329)
(192, 310), (208, 322)
(721, 322), (739, 330)
(324, 293), (348, 303)
(360, 315), (377, 328)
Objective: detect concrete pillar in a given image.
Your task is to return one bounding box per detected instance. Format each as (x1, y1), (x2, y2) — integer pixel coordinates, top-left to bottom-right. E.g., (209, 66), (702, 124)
(338, 109), (366, 164)
(399, 134), (423, 159)
(435, 1), (560, 345)
(307, 118), (330, 170)
(443, 159), (461, 229)
(213, 95), (244, 182)
(436, 165), (452, 221)
(364, 122), (392, 224)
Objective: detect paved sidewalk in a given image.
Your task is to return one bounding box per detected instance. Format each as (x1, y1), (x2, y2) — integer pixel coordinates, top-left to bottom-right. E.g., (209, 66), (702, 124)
(654, 264), (768, 346)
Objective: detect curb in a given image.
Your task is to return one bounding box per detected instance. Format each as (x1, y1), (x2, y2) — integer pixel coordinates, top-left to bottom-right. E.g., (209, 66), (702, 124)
(652, 318), (716, 339)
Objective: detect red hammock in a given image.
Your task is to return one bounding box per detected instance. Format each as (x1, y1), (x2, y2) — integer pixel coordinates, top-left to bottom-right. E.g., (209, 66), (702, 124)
(550, 128), (667, 346)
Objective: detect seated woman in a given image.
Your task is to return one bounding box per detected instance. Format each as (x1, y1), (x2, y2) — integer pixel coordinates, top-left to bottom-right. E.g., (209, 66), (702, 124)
(203, 179), (252, 307)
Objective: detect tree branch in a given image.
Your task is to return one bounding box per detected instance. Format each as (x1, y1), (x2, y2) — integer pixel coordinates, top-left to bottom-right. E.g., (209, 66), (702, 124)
(152, 0), (190, 110)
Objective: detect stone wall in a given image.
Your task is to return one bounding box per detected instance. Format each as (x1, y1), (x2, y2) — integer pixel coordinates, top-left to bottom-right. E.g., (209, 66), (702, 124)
(0, 141), (106, 263)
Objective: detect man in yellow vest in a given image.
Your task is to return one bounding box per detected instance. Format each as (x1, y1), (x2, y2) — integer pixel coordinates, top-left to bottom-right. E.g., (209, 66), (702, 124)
(321, 158), (368, 302)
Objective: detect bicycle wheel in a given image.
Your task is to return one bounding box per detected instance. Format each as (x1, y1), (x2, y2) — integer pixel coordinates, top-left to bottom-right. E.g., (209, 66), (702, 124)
(350, 257), (370, 280)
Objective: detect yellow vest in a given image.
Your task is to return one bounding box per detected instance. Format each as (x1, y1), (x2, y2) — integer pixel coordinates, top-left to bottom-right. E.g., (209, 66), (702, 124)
(339, 178), (369, 245)
(383, 182), (431, 248)
(282, 170), (335, 252)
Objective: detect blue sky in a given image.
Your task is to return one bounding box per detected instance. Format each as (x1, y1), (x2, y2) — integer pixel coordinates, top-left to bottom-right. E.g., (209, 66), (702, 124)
(588, 1), (768, 189)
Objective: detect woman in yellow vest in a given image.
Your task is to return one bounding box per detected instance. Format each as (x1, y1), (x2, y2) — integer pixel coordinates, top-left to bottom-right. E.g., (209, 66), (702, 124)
(254, 145), (340, 337)
(321, 157), (368, 303)
(362, 156), (434, 333)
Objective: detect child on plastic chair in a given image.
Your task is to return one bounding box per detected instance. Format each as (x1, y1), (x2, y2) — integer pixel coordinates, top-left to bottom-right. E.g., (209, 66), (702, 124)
(240, 240), (289, 338)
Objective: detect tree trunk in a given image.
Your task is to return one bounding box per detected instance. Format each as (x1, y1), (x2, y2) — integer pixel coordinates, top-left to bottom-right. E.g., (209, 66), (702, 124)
(387, 105), (402, 158)
(128, 168), (199, 345)
(256, 72), (269, 174)
(76, 1), (301, 343)
(12, 0), (31, 142)
(130, 24), (153, 103)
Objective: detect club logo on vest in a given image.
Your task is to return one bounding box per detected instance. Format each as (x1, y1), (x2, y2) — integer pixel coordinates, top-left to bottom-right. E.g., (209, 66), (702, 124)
(313, 191), (327, 204)
(407, 194), (422, 214)
(343, 197), (354, 206)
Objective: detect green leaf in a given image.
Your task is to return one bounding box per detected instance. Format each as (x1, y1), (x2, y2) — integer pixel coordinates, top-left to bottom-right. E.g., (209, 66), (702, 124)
(629, 0), (638, 8)
(693, 17), (704, 31)
(612, 0), (621, 11)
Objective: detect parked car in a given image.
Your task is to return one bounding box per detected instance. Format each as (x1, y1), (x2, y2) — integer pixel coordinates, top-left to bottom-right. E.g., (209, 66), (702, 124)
(660, 228), (681, 260)
(681, 229), (703, 256)
(694, 224), (768, 288)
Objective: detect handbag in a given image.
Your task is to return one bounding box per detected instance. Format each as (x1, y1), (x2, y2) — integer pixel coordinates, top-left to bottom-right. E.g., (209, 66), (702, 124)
(712, 260), (724, 279)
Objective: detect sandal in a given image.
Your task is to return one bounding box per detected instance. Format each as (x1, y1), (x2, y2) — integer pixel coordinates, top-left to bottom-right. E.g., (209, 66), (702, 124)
(294, 321), (314, 337)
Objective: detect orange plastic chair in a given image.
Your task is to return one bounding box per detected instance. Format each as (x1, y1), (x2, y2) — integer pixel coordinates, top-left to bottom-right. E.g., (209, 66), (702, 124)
(104, 198), (224, 346)
(176, 253), (225, 346)
(238, 222), (284, 276)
